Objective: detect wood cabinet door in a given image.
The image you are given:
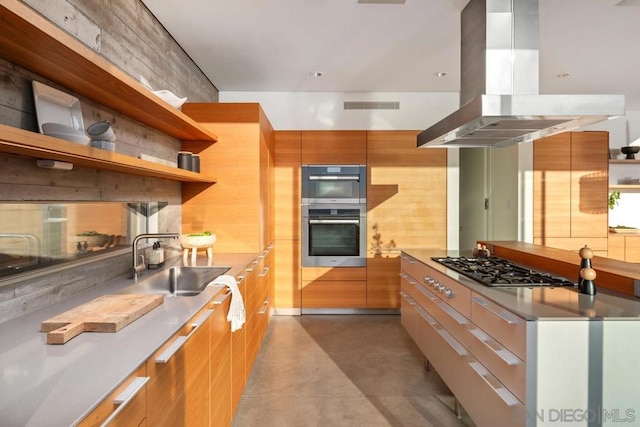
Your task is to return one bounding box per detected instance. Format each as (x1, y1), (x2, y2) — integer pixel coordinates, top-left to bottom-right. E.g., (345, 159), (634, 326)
(210, 292), (233, 427)
(146, 308), (211, 427)
(366, 253), (401, 309)
(569, 131), (609, 238)
(366, 131), (447, 309)
(274, 238), (301, 310)
(625, 237), (640, 263)
(274, 131), (302, 240)
(301, 131), (366, 164)
(366, 131), (447, 250)
(533, 133), (572, 239)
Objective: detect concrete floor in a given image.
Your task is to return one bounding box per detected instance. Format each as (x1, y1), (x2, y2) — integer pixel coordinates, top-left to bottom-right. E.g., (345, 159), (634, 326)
(233, 315), (474, 427)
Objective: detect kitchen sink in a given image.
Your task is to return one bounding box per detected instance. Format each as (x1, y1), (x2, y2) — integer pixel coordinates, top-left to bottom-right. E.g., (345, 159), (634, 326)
(123, 266), (231, 297)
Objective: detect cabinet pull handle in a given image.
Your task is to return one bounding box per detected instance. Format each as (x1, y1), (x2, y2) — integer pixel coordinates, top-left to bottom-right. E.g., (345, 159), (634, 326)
(469, 328), (520, 366)
(471, 296), (518, 325)
(415, 283), (437, 301)
(100, 376), (149, 427)
(211, 291), (232, 305)
(416, 307), (467, 357)
(468, 361), (519, 407)
(259, 265), (270, 277)
(399, 291), (417, 306)
(155, 309), (213, 363)
(259, 300), (269, 314)
(435, 299), (467, 325)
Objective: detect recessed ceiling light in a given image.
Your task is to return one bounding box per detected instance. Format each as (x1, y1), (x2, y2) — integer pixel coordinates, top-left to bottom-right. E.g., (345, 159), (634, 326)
(556, 73), (570, 78)
(309, 72), (323, 77)
(434, 72), (447, 77)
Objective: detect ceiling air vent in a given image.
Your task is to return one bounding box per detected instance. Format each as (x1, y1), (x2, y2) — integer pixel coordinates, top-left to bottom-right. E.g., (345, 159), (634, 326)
(344, 101), (400, 110)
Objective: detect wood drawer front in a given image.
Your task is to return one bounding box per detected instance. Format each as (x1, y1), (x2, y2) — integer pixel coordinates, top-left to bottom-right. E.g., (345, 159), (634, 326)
(422, 265), (471, 318)
(146, 309), (211, 427)
(79, 365), (147, 427)
(399, 289), (418, 341)
(400, 253), (428, 284)
(414, 306), (471, 403)
(301, 280), (367, 308)
(469, 324), (526, 403)
(470, 293), (526, 361)
(405, 278), (469, 349)
(464, 357), (525, 427)
(301, 267), (367, 281)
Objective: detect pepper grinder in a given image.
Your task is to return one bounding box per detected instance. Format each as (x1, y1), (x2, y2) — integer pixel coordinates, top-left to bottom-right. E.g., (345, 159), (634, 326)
(578, 245), (596, 295)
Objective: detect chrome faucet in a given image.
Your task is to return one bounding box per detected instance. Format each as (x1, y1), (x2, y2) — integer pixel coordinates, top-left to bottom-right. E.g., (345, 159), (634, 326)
(131, 233), (179, 282)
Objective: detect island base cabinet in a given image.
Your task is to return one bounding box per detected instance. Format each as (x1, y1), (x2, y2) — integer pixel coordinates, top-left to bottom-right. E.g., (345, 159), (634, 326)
(146, 307), (212, 427)
(414, 306), (471, 405)
(463, 357), (526, 427)
(78, 365), (147, 427)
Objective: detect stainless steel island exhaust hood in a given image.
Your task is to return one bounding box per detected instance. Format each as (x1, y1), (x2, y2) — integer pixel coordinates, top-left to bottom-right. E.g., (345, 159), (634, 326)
(417, 0), (625, 148)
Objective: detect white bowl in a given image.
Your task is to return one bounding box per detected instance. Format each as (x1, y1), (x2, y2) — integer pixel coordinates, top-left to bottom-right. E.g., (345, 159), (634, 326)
(42, 122), (90, 145)
(152, 90), (187, 109)
(87, 121), (116, 142)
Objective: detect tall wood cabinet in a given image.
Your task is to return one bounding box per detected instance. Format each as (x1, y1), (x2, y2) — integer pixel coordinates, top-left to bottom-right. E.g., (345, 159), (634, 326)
(533, 131), (609, 256)
(273, 130), (448, 311)
(274, 131), (302, 311)
(366, 131), (447, 309)
(182, 103), (274, 253)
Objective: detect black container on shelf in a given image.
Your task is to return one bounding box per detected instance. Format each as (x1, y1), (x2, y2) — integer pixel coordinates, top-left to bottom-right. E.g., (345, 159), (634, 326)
(177, 151), (193, 170)
(191, 154), (200, 173)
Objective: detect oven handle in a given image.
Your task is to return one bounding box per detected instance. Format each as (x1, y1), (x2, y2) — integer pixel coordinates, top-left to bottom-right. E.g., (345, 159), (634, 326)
(309, 219), (360, 224)
(309, 175), (360, 181)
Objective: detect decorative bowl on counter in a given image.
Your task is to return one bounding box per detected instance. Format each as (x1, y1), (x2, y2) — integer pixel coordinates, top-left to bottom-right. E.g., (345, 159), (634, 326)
(179, 232), (216, 248)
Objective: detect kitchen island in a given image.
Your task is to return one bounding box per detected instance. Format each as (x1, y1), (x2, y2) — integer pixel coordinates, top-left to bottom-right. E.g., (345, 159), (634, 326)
(401, 243), (640, 427)
(0, 253), (255, 427)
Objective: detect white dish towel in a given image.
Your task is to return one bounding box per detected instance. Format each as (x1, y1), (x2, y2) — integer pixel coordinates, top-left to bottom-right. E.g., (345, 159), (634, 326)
(208, 274), (245, 332)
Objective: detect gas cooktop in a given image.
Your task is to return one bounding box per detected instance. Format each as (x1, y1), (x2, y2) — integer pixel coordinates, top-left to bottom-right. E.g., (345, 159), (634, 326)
(431, 256), (576, 288)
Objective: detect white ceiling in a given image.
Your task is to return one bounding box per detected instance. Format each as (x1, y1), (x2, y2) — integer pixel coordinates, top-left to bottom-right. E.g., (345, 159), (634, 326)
(142, 0), (640, 109)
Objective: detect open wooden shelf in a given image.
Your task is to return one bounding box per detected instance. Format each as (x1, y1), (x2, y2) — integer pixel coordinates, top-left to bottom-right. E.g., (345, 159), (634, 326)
(609, 159), (640, 164)
(0, 124), (216, 183)
(0, 0), (217, 143)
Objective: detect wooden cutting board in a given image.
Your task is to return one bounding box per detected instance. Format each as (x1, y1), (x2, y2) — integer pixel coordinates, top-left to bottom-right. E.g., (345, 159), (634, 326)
(41, 294), (164, 344)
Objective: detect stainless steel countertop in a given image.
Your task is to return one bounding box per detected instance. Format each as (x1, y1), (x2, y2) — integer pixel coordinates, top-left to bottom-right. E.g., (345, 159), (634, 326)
(0, 253), (256, 427)
(403, 248), (640, 321)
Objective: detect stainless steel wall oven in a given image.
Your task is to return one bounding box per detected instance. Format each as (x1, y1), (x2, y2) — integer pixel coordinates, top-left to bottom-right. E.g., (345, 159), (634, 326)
(302, 204), (366, 267)
(301, 164), (366, 204)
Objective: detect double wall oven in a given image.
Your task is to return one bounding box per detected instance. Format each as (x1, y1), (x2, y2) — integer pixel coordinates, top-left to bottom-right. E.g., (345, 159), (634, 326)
(301, 165), (366, 267)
